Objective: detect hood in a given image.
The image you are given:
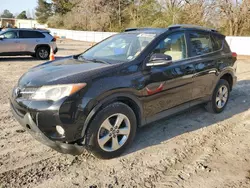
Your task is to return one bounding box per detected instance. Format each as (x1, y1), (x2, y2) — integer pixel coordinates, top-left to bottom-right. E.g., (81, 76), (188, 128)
(18, 57), (113, 87)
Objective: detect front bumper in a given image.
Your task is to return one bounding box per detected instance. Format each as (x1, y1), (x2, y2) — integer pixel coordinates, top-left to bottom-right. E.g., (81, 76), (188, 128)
(10, 101), (84, 155)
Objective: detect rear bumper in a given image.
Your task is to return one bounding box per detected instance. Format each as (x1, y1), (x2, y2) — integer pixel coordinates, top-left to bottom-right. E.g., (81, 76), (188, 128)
(10, 100), (84, 155)
(233, 75), (237, 88)
(54, 47), (58, 54)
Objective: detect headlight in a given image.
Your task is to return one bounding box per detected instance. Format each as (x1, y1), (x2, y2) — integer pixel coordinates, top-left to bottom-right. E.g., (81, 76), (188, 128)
(30, 83), (86, 101)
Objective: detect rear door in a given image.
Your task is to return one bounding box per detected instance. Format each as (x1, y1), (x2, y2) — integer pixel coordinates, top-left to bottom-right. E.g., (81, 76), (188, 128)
(19, 30), (45, 53)
(0, 30), (20, 53)
(186, 30), (219, 102)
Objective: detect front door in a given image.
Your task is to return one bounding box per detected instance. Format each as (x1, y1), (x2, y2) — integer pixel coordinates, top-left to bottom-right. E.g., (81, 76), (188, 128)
(142, 31), (195, 119)
(0, 30), (20, 53)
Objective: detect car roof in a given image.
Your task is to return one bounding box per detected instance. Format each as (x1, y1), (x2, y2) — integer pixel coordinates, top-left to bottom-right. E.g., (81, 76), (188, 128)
(124, 28), (168, 35)
(124, 24), (224, 36)
(2, 28), (50, 33)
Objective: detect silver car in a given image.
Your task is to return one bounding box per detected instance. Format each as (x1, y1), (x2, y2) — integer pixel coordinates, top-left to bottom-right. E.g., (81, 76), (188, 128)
(0, 28), (58, 60)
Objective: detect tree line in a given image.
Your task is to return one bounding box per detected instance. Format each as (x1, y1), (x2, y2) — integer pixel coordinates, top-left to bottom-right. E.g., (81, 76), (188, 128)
(27, 0), (250, 36)
(0, 9), (33, 20)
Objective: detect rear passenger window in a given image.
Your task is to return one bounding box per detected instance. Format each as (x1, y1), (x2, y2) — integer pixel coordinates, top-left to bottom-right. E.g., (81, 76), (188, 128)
(19, 31), (45, 38)
(211, 34), (223, 51)
(189, 32), (213, 57)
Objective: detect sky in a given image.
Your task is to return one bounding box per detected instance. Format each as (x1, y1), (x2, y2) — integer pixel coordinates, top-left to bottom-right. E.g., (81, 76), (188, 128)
(0, 0), (37, 16)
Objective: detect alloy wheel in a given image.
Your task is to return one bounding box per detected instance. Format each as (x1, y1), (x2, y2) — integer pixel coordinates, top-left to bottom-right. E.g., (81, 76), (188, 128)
(39, 49), (49, 59)
(97, 113), (131, 152)
(216, 85), (228, 109)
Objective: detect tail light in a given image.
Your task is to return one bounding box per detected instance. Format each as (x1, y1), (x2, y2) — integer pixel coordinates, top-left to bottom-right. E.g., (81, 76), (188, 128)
(232, 52), (237, 58)
(51, 37), (56, 42)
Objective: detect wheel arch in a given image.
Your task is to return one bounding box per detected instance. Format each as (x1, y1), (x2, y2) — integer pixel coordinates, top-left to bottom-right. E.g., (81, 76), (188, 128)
(219, 72), (234, 91)
(34, 44), (50, 52)
(81, 93), (143, 138)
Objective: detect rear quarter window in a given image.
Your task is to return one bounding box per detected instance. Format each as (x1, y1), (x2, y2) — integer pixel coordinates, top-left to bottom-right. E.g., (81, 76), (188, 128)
(211, 34), (224, 51)
(223, 39), (231, 53)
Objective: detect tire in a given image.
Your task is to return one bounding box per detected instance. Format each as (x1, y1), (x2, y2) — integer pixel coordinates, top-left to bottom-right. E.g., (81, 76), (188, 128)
(85, 102), (137, 159)
(36, 46), (50, 60)
(205, 79), (230, 113)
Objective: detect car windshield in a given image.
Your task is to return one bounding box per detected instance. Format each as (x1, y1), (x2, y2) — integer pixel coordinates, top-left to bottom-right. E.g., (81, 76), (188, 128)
(79, 32), (157, 63)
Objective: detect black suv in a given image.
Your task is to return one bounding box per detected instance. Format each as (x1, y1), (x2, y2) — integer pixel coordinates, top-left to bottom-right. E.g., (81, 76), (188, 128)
(10, 25), (237, 159)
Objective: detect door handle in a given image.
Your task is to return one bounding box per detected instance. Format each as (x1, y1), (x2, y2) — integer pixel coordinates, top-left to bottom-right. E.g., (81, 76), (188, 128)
(15, 41), (20, 43)
(184, 65), (195, 72)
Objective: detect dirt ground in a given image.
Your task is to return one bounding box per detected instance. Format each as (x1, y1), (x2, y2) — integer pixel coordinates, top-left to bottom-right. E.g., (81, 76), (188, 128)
(0, 40), (249, 188)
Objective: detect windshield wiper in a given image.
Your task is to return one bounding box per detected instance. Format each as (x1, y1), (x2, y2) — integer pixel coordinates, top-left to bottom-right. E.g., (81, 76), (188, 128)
(78, 56), (109, 64)
(88, 58), (109, 64)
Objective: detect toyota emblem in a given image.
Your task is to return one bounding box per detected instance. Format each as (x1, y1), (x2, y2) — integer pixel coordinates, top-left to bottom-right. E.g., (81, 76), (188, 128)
(14, 87), (21, 98)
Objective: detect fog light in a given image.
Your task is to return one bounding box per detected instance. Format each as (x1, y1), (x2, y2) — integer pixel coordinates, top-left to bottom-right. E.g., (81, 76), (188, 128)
(56, 125), (65, 135)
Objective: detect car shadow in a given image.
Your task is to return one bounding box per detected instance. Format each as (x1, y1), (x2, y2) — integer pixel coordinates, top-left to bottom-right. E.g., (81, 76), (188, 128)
(0, 56), (38, 61)
(0, 56), (68, 62)
(124, 80), (250, 156)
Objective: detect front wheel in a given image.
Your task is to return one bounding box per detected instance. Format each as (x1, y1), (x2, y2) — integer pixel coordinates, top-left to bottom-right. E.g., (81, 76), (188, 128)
(205, 79), (230, 113)
(85, 102), (137, 159)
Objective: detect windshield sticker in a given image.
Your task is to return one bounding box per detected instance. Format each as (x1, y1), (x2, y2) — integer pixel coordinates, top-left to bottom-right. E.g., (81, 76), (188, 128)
(137, 33), (156, 38)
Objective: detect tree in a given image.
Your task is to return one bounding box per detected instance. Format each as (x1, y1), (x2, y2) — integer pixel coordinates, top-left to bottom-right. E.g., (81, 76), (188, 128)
(35, 0), (52, 24)
(52, 0), (74, 15)
(17, 11), (28, 19)
(212, 0), (250, 36)
(39, 0), (250, 35)
(26, 9), (33, 19)
(0, 9), (14, 18)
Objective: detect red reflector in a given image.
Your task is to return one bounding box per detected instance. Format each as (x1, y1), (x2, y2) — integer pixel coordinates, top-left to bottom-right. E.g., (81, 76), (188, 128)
(232, 52), (237, 58)
(51, 37), (56, 42)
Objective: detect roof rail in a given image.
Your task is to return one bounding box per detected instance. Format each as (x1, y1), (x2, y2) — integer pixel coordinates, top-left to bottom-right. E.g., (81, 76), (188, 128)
(124, 28), (138, 32)
(168, 24), (218, 32)
(124, 27), (157, 32)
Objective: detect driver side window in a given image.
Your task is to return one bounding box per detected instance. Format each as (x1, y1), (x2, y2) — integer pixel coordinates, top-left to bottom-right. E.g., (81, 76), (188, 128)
(2, 31), (18, 39)
(152, 32), (187, 61)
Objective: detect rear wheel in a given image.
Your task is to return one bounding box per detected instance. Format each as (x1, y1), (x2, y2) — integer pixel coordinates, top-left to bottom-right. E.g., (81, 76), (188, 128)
(85, 102), (137, 159)
(205, 79), (230, 113)
(36, 47), (50, 60)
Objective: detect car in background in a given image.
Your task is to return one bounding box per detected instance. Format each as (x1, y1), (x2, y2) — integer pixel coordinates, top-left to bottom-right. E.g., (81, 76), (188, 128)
(0, 28), (58, 60)
(10, 25), (237, 159)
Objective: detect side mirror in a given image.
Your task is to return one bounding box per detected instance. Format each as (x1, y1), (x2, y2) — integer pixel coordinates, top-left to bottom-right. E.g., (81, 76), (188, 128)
(0, 35), (4, 40)
(146, 53), (172, 67)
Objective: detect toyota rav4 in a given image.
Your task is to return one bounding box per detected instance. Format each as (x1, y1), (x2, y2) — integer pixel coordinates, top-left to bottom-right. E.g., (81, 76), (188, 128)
(10, 25), (237, 159)
(0, 28), (57, 60)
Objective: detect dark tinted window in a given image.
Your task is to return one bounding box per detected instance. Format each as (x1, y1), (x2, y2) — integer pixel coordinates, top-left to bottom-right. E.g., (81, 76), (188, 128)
(19, 31), (45, 38)
(223, 39), (231, 53)
(211, 34), (223, 51)
(189, 32), (213, 57)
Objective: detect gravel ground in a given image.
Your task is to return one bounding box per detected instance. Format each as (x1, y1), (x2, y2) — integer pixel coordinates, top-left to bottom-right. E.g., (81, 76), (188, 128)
(0, 40), (249, 188)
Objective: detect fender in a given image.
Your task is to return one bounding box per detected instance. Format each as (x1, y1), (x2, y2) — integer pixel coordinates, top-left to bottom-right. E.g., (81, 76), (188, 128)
(34, 44), (50, 52)
(211, 67), (235, 95)
(80, 92), (144, 137)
